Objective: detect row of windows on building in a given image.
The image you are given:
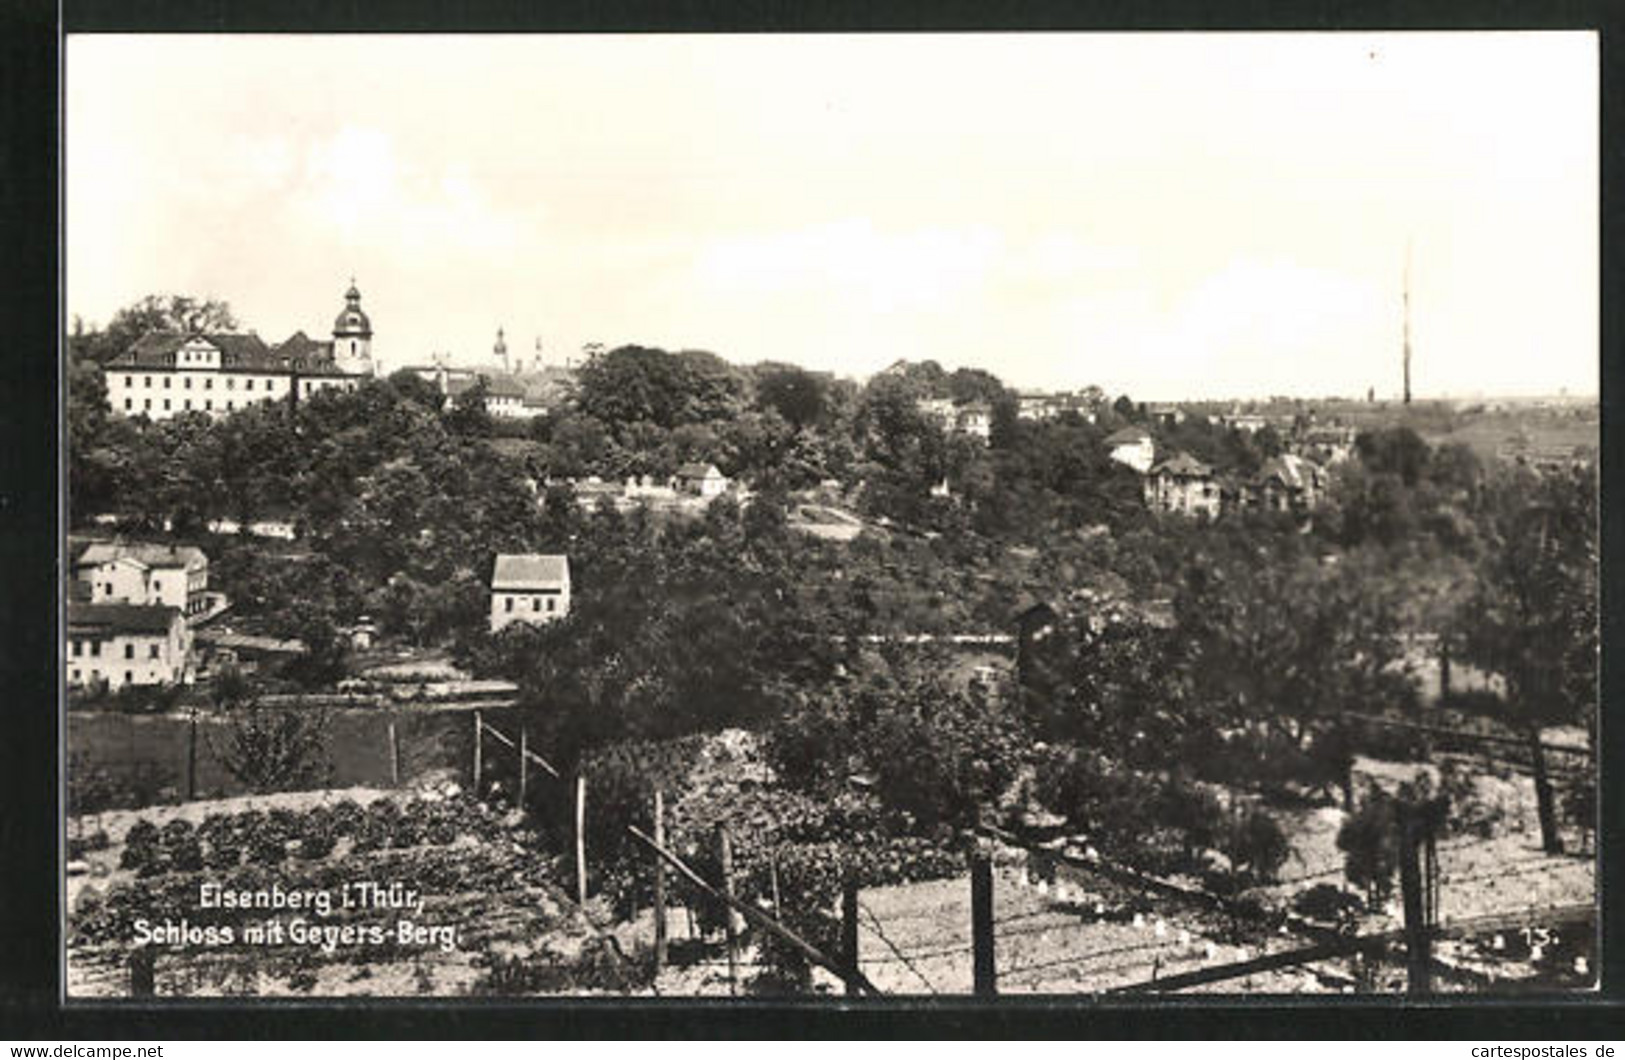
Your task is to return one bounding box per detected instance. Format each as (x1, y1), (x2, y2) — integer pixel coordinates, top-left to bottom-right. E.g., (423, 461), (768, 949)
(503, 595), (560, 614)
(70, 668), (146, 684)
(124, 397), (257, 412)
(69, 639), (162, 659)
(118, 379), (354, 413)
(123, 374), (277, 391)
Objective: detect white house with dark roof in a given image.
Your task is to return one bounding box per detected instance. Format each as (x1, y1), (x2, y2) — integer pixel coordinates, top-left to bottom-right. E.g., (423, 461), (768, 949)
(1144, 452), (1221, 519)
(74, 541), (209, 617)
(103, 282), (375, 421)
(1104, 426), (1156, 474)
(674, 462), (729, 498)
(67, 603), (192, 689)
(490, 553), (571, 632)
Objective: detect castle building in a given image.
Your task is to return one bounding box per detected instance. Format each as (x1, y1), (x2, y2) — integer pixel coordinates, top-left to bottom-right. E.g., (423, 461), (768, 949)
(103, 282), (376, 422)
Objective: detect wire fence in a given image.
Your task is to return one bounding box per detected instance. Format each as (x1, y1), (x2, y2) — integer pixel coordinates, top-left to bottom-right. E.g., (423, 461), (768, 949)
(464, 712), (1592, 998)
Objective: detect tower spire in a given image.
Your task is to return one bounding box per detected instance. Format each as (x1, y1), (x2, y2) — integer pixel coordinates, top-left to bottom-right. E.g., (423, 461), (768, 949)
(1402, 241), (1413, 406)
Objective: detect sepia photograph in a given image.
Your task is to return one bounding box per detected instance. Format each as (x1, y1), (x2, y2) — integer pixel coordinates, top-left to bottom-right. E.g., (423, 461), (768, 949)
(61, 31), (1599, 1001)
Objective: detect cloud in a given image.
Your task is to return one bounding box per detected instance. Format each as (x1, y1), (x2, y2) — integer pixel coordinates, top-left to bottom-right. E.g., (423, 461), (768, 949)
(295, 126), (522, 254)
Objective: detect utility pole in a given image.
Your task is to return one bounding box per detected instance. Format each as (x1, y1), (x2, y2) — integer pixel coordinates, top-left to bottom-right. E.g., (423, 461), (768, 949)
(1398, 802), (1431, 994)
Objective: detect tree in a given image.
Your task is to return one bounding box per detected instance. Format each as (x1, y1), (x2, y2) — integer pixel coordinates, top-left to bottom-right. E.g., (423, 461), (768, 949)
(446, 381), (494, 438)
(1173, 538), (1416, 772)
(1337, 789), (1398, 907)
(575, 345), (745, 432)
(213, 698), (332, 794)
(1455, 465), (1597, 853)
(73, 295), (239, 365)
(753, 363), (828, 430)
(1356, 426), (1431, 487)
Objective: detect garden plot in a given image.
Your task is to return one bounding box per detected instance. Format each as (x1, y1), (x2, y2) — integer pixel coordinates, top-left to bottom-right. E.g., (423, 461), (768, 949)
(848, 862), (1331, 995)
(66, 789), (630, 998)
(1254, 755), (1594, 930)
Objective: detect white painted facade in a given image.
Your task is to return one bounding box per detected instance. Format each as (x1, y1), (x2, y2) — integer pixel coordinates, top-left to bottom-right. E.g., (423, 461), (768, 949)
(66, 607), (192, 690)
(489, 554), (572, 633)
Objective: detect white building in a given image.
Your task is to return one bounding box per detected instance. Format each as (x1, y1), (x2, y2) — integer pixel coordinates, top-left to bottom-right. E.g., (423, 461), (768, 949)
(1144, 452), (1222, 519)
(74, 542), (209, 618)
(103, 283), (375, 422)
(956, 402), (992, 441)
(675, 462), (730, 498)
(490, 554), (572, 633)
(1017, 392), (1064, 421)
(1104, 426), (1156, 474)
(67, 603), (192, 690)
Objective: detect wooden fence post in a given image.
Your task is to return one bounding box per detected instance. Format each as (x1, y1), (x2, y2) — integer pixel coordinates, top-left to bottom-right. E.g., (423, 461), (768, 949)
(1397, 804), (1430, 994)
(129, 947), (155, 997)
(842, 870), (861, 996)
(185, 710), (198, 801)
(518, 727), (528, 808)
(575, 773), (588, 905)
(971, 849), (996, 996)
(717, 824), (740, 996)
(1529, 727), (1564, 855)
(472, 710), (483, 794)
(387, 717), (400, 787)
(653, 789), (667, 971)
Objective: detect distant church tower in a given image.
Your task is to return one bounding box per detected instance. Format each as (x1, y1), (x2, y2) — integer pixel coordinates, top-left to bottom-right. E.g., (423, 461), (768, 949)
(1401, 245), (1413, 405)
(494, 327), (509, 374)
(333, 279), (374, 376)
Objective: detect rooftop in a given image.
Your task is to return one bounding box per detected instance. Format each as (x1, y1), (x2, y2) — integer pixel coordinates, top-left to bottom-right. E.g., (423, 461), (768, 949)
(68, 602), (182, 636)
(492, 553), (570, 591)
(76, 541), (208, 571)
(108, 331), (356, 376)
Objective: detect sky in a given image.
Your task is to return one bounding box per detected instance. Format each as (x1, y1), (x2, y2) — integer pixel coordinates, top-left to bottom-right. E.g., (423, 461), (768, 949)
(66, 33), (1597, 400)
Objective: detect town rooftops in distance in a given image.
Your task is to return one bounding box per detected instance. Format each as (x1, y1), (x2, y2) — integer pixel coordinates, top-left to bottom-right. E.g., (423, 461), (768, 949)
(75, 541), (207, 571)
(675, 462), (724, 480)
(67, 602), (183, 635)
(491, 553), (569, 591)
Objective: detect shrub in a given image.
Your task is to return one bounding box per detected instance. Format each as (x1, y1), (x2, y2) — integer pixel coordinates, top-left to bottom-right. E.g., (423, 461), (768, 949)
(1293, 882), (1365, 927)
(1336, 791), (1398, 906)
(120, 819), (160, 872)
(1220, 805), (1290, 886)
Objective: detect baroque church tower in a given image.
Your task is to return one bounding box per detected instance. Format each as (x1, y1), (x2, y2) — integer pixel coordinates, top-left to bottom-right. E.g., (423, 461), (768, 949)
(333, 279), (374, 376)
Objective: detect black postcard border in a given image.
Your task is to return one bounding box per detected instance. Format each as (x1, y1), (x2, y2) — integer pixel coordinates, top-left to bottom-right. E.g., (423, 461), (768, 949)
(3, 0), (1621, 1039)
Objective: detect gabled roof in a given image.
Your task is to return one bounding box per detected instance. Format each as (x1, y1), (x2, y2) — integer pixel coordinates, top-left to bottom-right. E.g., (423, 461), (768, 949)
(1105, 426), (1152, 445)
(68, 603), (182, 636)
(112, 331), (270, 369)
(1256, 453), (1322, 490)
(76, 541), (208, 571)
(675, 462), (724, 480)
(492, 554), (570, 591)
(1149, 451), (1212, 479)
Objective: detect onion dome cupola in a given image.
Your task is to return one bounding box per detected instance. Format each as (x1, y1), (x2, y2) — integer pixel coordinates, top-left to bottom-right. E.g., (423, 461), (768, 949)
(334, 278), (373, 338)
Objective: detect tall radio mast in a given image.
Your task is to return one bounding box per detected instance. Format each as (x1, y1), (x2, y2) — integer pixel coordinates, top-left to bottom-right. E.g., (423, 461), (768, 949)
(1402, 242), (1413, 406)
